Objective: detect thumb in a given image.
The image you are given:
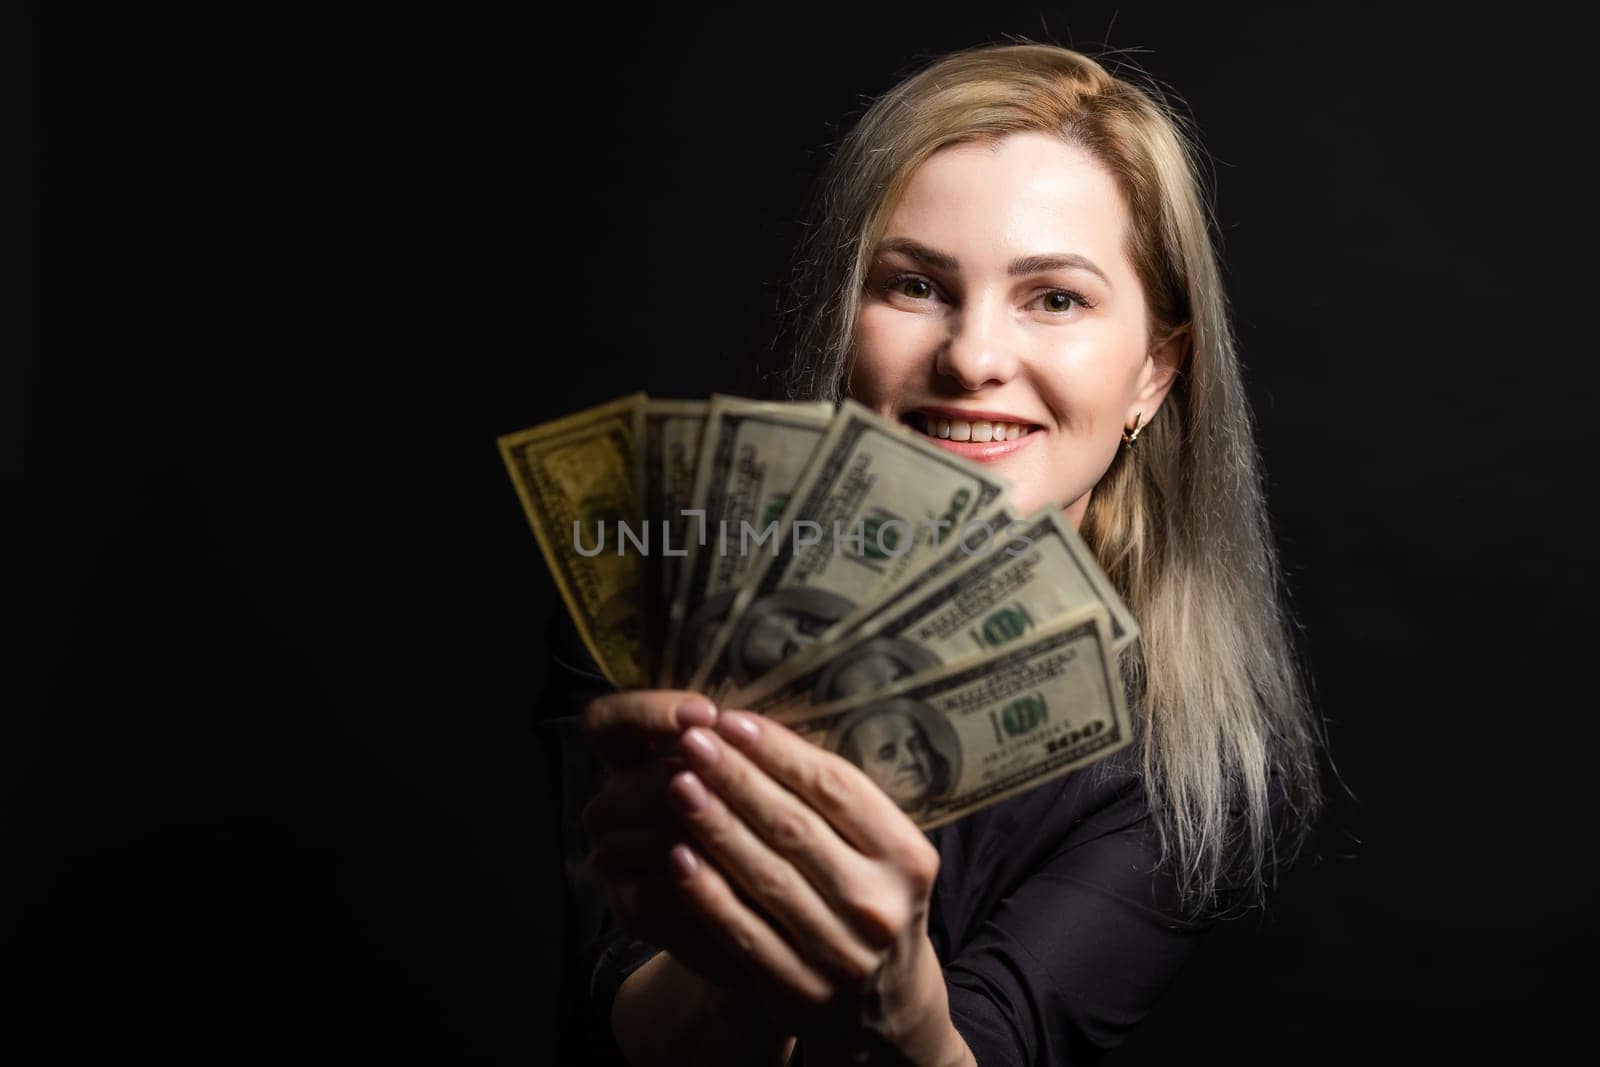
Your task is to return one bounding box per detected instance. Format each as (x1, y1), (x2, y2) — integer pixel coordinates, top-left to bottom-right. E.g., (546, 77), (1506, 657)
(582, 691), (718, 768)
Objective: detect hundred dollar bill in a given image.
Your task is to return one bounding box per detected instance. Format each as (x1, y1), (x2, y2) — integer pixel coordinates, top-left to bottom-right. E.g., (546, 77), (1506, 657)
(784, 602), (1131, 831)
(662, 396), (834, 688)
(634, 399), (710, 685)
(719, 505), (1022, 706)
(691, 399), (1009, 694)
(730, 503), (1021, 696)
(732, 506), (1139, 711)
(499, 393), (647, 689)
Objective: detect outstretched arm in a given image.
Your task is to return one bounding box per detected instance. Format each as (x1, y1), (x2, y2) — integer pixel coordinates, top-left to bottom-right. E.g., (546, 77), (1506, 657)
(593, 698), (975, 1065)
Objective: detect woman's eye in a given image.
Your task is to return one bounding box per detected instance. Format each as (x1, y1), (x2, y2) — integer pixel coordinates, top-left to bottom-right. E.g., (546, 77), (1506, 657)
(887, 274), (937, 300)
(1039, 289), (1091, 314)
(884, 274), (1091, 314)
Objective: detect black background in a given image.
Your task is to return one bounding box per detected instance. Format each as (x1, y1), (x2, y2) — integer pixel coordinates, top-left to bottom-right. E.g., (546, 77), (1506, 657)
(14, 3), (1597, 1062)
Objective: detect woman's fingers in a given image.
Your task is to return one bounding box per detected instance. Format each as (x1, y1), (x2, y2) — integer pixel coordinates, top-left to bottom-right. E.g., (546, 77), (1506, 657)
(602, 874), (745, 988)
(665, 842), (837, 1013)
(714, 711), (941, 889)
(676, 725), (908, 951)
(666, 763), (884, 984)
(581, 691), (717, 769)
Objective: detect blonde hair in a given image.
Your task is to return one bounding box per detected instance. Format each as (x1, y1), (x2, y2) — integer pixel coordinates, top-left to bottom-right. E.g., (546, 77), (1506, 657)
(773, 41), (1324, 912)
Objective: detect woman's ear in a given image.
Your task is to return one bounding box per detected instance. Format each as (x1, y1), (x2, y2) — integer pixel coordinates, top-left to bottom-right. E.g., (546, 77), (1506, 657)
(1132, 322), (1192, 418)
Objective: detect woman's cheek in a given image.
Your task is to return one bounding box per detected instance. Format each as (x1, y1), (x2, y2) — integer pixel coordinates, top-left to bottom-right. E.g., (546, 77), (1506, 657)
(1034, 352), (1122, 441)
(850, 311), (920, 405)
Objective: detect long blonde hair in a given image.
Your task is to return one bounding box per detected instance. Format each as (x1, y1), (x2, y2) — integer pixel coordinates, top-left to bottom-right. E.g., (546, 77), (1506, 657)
(773, 41), (1324, 912)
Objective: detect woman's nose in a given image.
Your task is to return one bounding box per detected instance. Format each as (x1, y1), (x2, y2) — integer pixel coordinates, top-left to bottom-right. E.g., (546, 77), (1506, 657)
(933, 294), (1021, 390)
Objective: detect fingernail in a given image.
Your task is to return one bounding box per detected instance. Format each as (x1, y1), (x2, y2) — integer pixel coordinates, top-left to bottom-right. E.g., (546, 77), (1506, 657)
(669, 770), (711, 812)
(679, 727), (720, 768)
(715, 710), (761, 748)
(673, 699), (717, 730)
(669, 843), (699, 879)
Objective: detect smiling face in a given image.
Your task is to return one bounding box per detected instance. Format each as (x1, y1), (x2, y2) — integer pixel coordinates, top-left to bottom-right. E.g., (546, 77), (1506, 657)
(847, 131), (1186, 524)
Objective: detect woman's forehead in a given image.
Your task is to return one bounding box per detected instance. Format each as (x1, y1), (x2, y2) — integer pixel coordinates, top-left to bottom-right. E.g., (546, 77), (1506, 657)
(881, 133), (1129, 273)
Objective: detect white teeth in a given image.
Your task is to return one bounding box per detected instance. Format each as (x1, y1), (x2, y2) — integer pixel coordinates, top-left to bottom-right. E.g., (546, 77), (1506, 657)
(913, 414), (1033, 442)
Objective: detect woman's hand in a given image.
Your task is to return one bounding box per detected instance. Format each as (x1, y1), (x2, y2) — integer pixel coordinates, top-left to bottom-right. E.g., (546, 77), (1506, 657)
(663, 708), (973, 1065)
(579, 691), (768, 995)
(581, 690), (799, 1067)
(580, 690), (973, 1065)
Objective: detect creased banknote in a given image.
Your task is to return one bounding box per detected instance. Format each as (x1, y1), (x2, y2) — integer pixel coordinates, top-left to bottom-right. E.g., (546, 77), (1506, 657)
(634, 399), (709, 685)
(690, 400), (1008, 694)
(661, 397), (834, 687)
(499, 393), (647, 688)
(732, 506), (1139, 711)
(783, 602), (1131, 831)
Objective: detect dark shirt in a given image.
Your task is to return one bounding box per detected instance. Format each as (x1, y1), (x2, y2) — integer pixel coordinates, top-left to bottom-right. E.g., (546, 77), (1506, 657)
(534, 612), (1266, 1066)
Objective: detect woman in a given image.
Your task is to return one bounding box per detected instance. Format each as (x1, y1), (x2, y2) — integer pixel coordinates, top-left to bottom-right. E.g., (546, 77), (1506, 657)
(543, 41), (1325, 1065)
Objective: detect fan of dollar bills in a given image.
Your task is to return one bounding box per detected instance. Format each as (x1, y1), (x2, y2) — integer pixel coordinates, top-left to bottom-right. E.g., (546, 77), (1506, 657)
(499, 394), (1141, 829)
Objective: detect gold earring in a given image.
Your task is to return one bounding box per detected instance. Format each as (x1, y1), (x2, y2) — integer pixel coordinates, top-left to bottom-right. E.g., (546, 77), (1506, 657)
(1122, 412), (1145, 449)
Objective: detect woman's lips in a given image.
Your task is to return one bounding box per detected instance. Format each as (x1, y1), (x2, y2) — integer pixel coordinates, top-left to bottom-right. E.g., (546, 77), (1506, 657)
(922, 433), (1041, 462)
(904, 410), (1043, 463)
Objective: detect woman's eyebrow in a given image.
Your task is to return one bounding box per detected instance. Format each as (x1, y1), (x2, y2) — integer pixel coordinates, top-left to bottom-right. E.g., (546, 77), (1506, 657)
(877, 236), (1111, 287)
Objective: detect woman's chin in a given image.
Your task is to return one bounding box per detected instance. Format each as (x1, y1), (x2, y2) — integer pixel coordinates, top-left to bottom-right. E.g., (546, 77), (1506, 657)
(998, 475), (1089, 523)
(999, 482), (1061, 520)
